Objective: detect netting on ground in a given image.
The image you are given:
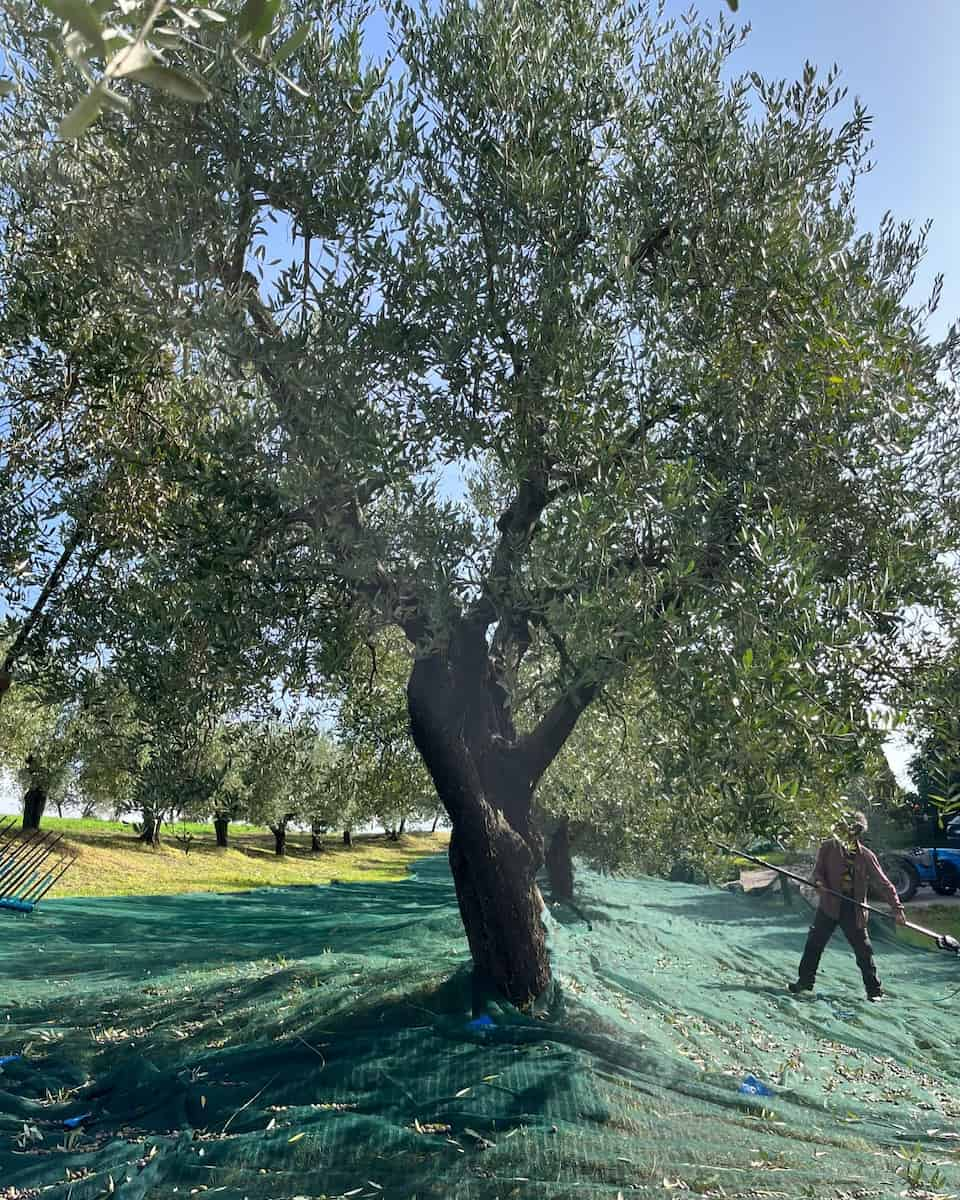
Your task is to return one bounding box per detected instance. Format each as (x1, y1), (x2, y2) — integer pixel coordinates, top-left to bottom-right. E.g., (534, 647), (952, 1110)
(2, 854), (960, 1200)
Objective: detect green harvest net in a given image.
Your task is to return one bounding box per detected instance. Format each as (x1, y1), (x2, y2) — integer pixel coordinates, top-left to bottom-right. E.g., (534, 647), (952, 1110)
(2, 854), (960, 1200)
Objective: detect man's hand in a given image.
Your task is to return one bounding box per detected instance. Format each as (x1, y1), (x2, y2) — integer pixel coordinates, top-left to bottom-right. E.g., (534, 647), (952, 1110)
(893, 907), (907, 926)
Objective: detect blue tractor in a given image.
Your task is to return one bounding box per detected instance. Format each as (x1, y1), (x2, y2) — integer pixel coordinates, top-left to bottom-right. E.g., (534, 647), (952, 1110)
(883, 837), (960, 903)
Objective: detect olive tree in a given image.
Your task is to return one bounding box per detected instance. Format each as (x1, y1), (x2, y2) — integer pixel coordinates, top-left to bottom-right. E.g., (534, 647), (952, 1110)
(0, 686), (79, 828)
(239, 720), (322, 855)
(0, 163), (195, 706)
(9, 0), (958, 1006)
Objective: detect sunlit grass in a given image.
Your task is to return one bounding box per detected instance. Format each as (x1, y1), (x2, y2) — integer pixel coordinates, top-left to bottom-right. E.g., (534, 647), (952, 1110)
(1, 820), (449, 900)
(22, 814), (261, 836)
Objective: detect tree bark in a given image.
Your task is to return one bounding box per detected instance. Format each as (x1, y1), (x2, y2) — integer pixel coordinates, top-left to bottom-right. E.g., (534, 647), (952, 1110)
(406, 623), (569, 1009)
(22, 788), (47, 832)
(446, 819), (550, 1008)
(311, 822), (324, 853)
(139, 808), (162, 846)
(398, 816), (406, 837)
(343, 829), (352, 847)
(272, 822), (287, 856)
(431, 810), (441, 833)
(214, 815), (230, 848)
(545, 818), (575, 902)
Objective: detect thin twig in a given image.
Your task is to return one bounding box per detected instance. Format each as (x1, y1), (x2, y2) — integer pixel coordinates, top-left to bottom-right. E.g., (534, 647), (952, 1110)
(294, 1034), (326, 1069)
(221, 1072), (279, 1135)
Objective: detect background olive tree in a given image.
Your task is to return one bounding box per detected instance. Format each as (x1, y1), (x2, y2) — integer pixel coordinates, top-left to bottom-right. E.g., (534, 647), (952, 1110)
(0, 685), (79, 828)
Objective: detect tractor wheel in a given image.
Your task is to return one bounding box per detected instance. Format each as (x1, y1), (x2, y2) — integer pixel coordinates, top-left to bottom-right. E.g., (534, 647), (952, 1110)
(932, 863), (959, 896)
(882, 856), (919, 903)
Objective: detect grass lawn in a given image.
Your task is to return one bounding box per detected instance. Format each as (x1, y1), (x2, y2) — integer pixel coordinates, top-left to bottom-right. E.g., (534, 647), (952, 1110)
(15, 814), (263, 837)
(1, 818), (450, 899)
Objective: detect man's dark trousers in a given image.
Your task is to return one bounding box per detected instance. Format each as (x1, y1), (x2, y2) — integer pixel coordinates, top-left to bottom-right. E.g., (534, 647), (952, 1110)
(797, 904), (882, 996)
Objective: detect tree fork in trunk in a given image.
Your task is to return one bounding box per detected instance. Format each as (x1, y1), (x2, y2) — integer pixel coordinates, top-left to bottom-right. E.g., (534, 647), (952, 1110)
(406, 619), (598, 1008)
(545, 818), (575, 903)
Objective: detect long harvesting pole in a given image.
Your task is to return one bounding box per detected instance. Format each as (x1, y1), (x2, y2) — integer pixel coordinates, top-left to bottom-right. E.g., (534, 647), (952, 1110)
(713, 842), (960, 952)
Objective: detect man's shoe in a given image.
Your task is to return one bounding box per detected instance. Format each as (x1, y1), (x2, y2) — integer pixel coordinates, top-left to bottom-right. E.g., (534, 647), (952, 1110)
(867, 991), (884, 1002)
(788, 981), (813, 995)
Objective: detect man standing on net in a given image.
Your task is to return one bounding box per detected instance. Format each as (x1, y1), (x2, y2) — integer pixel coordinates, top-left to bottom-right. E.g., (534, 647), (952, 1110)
(789, 811), (906, 1001)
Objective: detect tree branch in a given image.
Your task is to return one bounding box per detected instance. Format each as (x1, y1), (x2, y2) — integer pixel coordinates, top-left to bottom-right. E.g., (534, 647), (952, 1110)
(476, 206), (522, 378)
(521, 678), (600, 788)
(0, 520), (91, 702)
(218, 266), (430, 643)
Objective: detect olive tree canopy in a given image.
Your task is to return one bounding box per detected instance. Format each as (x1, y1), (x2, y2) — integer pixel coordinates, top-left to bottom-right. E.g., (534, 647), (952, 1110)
(5, 0), (958, 1004)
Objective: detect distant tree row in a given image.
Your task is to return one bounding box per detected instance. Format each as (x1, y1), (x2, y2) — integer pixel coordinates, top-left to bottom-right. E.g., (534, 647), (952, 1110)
(0, 631), (442, 852)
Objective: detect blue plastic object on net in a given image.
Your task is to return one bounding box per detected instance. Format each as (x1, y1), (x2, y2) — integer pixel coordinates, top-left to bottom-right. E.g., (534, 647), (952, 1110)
(0, 1054), (22, 1067)
(466, 1015), (496, 1031)
(738, 1074), (775, 1097)
(63, 1112), (93, 1129)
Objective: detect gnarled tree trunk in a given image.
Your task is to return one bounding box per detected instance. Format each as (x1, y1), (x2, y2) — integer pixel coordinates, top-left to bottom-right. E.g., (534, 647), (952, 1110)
(546, 818), (575, 903)
(311, 822), (324, 852)
(22, 787), (47, 832)
(214, 815), (230, 848)
(407, 620), (593, 1009)
(139, 808), (162, 846)
(343, 829), (352, 847)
